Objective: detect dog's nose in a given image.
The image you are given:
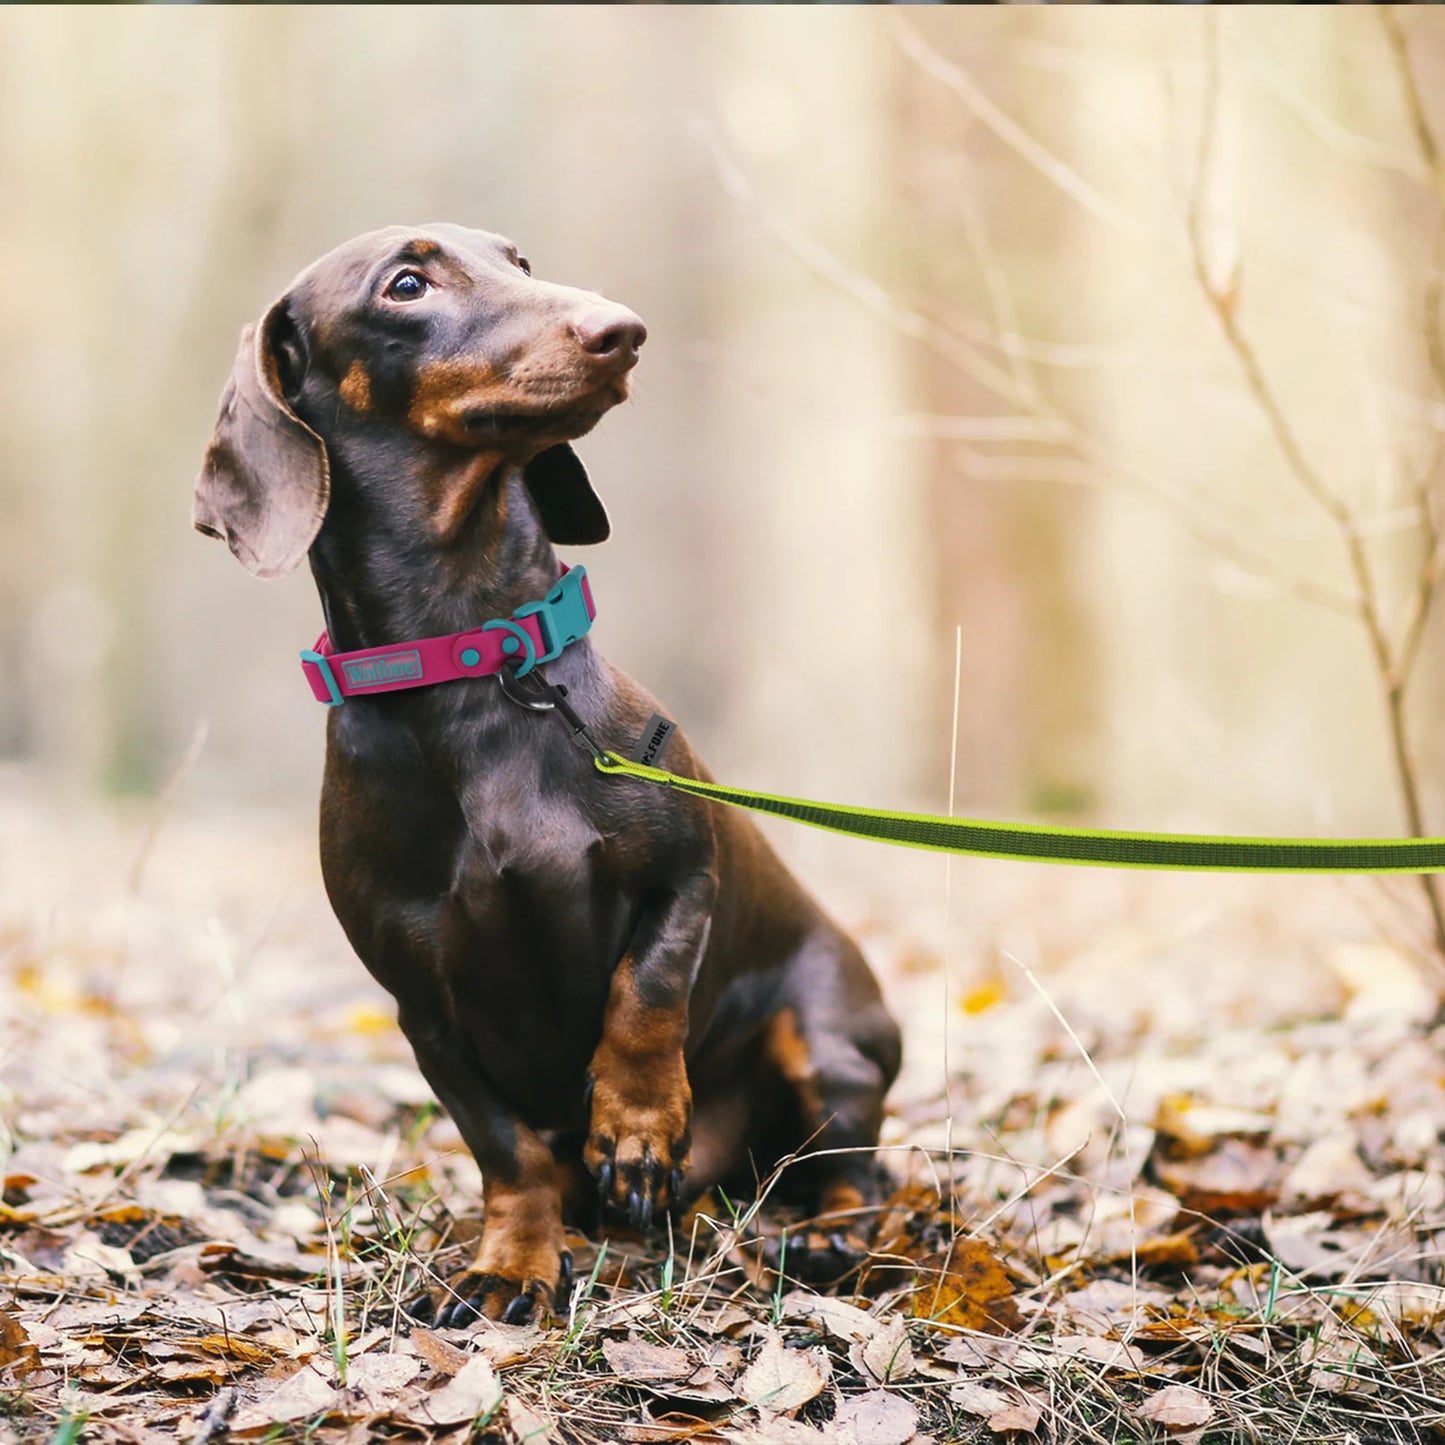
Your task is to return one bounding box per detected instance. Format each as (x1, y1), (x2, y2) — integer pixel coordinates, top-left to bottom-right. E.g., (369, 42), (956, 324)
(573, 306), (647, 359)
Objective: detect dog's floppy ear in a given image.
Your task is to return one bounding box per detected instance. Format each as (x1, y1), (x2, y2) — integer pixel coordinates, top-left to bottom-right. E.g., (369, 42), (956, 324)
(193, 300), (330, 579)
(522, 443), (610, 546)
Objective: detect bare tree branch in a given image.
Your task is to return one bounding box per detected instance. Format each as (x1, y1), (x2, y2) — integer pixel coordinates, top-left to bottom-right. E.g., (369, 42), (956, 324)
(894, 20), (1150, 241)
(1191, 13), (1445, 966)
(1380, 7), (1445, 407)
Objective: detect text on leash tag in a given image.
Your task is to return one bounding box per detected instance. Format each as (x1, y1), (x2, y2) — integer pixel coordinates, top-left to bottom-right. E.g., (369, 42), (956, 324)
(631, 713), (677, 767)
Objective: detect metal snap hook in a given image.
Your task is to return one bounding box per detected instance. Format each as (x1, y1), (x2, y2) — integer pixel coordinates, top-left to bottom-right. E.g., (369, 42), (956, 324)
(497, 660), (556, 711)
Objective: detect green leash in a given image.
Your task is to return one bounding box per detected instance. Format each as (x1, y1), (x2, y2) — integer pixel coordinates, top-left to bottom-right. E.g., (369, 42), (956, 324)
(595, 753), (1445, 875)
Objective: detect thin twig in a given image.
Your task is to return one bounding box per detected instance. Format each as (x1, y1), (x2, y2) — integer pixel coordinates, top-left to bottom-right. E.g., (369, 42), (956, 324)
(1380, 5), (1445, 403)
(1189, 15), (1445, 967)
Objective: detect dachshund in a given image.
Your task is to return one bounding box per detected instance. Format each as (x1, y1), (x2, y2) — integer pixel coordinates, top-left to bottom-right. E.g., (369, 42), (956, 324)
(194, 224), (901, 1325)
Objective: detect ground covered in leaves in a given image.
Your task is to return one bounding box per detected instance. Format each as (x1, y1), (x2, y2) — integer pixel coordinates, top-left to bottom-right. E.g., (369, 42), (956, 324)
(2, 770), (1445, 1443)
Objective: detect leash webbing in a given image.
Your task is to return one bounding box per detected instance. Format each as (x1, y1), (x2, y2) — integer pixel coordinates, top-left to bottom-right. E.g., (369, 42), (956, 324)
(594, 753), (1445, 874)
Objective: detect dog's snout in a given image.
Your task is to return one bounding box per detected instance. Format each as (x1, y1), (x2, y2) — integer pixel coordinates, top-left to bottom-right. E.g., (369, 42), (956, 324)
(573, 306), (647, 360)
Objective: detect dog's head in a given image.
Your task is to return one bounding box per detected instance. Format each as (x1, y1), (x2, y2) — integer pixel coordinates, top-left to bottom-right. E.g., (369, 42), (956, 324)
(194, 224), (644, 577)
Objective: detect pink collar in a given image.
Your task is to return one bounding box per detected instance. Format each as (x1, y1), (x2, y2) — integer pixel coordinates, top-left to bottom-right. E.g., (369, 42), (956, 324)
(299, 565), (595, 706)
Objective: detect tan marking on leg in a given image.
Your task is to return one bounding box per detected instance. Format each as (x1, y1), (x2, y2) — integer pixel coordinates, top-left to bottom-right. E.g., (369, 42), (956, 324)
(766, 1006), (825, 1132)
(339, 360), (372, 412)
(448, 1127), (566, 1322)
(585, 956), (692, 1210)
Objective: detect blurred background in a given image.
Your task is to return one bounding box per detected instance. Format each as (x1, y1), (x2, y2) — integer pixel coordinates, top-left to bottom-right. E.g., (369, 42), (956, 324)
(3, 5), (1445, 851)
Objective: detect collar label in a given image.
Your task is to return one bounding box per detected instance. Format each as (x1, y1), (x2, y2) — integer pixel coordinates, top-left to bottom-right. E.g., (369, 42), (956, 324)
(341, 649), (424, 689)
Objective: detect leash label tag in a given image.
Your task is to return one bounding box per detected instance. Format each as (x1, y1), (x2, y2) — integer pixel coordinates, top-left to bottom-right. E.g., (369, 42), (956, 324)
(340, 649), (424, 689)
(631, 713), (677, 768)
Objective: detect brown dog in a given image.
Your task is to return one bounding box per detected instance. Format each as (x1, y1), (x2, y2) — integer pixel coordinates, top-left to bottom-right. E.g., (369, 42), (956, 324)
(194, 225), (901, 1325)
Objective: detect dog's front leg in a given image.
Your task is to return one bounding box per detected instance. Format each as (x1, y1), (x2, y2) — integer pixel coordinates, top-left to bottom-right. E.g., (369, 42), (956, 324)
(585, 871), (717, 1231)
(404, 1021), (570, 1327)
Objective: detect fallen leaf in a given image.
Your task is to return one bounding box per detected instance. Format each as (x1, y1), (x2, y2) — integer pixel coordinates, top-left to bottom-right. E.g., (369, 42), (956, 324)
(1153, 1095), (1273, 1148)
(1135, 1384), (1213, 1430)
(0, 1309), (40, 1375)
(989, 1401), (1043, 1435)
(406, 1326), (470, 1377)
(738, 1330), (830, 1415)
(780, 1291), (879, 1342)
(724, 1420), (831, 1444)
(603, 1337), (698, 1382)
(949, 1382), (1012, 1417)
(910, 1240), (1021, 1333)
(342, 1350), (422, 1409)
(950, 1380), (1041, 1434)
(507, 1395), (562, 1443)
(1329, 943), (1435, 1024)
(835, 1389), (919, 1445)
(1301, 1329), (1381, 1397)
(848, 1314), (915, 1385)
(404, 1355), (503, 1426)
(1262, 1212), (1370, 1279)
(1152, 1139), (1279, 1214)
(231, 1363), (338, 1429)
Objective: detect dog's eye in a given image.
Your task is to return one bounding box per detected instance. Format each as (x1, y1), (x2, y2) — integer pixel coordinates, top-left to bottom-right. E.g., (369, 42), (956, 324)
(516, 256), (532, 276)
(386, 270), (431, 302)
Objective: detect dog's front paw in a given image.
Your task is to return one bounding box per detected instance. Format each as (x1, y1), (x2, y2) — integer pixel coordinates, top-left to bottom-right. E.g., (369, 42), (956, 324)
(412, 1249), (573, 1329)
(583, 1057), (691, 1231)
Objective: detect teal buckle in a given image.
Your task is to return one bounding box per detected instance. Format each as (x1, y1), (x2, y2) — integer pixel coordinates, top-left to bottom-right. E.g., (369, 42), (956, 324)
(512, 566), (593, 667)
(300, 648), (344, 706)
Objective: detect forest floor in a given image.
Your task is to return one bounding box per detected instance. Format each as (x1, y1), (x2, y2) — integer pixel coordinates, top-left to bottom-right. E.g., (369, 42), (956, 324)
(2, 767), (1444, 1444)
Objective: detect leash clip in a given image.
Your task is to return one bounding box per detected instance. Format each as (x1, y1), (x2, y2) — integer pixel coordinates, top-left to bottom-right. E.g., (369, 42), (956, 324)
(497, 661), (610, 764)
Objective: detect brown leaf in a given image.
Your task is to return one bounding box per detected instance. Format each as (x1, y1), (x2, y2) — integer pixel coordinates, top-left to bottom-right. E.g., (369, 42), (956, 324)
(738, 1330), (831, 1415)
(988, 1402), (1043, 1435)
(847, 1315), (915, 1386)
(910, 1240), (1021, 1333)
(621, 1404), (730, 1442)
(1135, 1384), (1214, 1430)
(834, 1390), (920, 1445)
(603, 1337), (699, 1382)
(342, 1350), (423, 1410)
(404, 1355), (503, 1426)
(1152, 1139), (1280, 1215)
(0, 1309), (40, 1376)
(406, 1326), (471, 1377)
(950, 1381), (1041, 1434)
(1262, 1212), (1372, 1280)
(231, 1364), (339, 1430)
(724, 1420), (831, 1444)
(779, 1291), (879, 1343)
(506, 1395), (562, 1444)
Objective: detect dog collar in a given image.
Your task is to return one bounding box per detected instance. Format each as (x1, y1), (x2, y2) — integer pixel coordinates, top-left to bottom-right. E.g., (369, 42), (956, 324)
(299, 565), (596, 706)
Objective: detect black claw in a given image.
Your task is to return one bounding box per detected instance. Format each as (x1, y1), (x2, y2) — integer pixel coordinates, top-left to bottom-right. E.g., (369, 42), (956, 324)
(829, 1232), (850, 1257)
(405, 1292), (436, 1324)
(435, 1296), (474, 1330)
(597, 1159), (615, 1201)
(638, 1192), (654, 1232)
(669, 1168), (685, 1206)
(557, 1250), (574, 1298)
(583, 1075), (595, 1113)
(626, 1186), (643, 1226)
(502, 1291), (536, 1326)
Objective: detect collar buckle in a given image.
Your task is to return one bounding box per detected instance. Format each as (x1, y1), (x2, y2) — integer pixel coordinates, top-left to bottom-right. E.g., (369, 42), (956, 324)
(512, 566), (594, 669)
